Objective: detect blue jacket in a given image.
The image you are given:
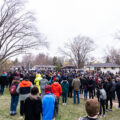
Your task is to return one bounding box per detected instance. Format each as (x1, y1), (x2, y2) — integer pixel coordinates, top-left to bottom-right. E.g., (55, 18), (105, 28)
(42, 93), (56, 120)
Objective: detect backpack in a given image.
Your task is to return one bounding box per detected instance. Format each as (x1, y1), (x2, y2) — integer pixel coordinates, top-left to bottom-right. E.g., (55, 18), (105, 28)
(9, 84), (17, 95)
(99, 88), (107, 100)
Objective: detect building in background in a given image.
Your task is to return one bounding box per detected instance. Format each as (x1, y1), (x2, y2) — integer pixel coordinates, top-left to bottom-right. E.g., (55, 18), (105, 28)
(85, 63), (120, 74)
(32, 65), (56, 71)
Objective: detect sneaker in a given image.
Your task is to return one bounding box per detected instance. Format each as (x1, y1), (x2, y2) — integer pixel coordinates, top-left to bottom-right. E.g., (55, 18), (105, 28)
(102, 114), (106, 117)
(10, 113), (14, 116)
(106, 109), (109, 112)
(19, 116), (24, 119)
(109, 109), (112, 111)
(64, 103), (67, 106)
(13, 112), (17, 115)
(62, 103), (64, 106)
(99, 115), (102, 118)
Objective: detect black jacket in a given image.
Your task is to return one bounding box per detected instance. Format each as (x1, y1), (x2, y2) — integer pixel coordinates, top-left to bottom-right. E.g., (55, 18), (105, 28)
(0, 76), (8, 86)
(24, 96), (42, 120)
(104, 81), (113, 98)
(116, 81), (120, 95)
(88, 79), (94, 91)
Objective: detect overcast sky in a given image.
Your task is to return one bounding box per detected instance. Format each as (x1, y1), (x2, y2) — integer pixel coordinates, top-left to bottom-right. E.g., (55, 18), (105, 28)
(25, 0), (120, 61)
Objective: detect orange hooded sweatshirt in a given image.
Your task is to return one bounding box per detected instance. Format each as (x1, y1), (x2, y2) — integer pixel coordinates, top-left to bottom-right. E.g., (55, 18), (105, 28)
(51, 82), (62, 98)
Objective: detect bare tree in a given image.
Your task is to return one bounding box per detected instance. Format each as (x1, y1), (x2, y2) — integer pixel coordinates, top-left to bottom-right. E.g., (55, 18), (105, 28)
(59, 35), (94, 68)
(33, 53), (52, 65)
(0, 0), (47, 64)
(21, 54), (35, 69)
(104, 47), (120, 65)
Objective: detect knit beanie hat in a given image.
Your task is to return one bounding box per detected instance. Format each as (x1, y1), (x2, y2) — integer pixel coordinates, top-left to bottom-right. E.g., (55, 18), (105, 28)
(45, 85), (52, 94)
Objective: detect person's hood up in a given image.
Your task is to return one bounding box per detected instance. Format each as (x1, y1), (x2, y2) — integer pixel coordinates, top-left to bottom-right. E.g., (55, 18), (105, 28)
(20, 80), (31, 87)
(52, 82), (60, 86)
(36, 74), (41, 78)
(62, 80), (67, 83)
(2, 74), (6, 76)
(29, 93), (40, 100)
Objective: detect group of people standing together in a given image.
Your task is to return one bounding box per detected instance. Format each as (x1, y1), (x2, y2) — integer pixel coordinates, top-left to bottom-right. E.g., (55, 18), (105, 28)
(0, 70), (120, 120)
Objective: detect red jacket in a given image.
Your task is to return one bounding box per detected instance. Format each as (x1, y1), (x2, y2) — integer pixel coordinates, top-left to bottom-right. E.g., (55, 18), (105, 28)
(51, 82), (62, 98)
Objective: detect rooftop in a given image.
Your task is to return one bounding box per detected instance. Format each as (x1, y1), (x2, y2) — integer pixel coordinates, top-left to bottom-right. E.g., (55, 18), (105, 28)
(87, 63), (120, 68)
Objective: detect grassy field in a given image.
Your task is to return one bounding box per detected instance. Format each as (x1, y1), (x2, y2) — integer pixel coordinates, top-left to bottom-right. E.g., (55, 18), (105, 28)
(0, 88), (120, 120)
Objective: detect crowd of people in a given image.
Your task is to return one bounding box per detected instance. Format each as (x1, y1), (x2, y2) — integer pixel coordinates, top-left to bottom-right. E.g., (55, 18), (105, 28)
(0, 69), (120, 120)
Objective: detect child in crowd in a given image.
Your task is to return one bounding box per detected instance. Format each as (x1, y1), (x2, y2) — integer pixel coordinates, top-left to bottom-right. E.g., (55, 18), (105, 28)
(78, 99), (100, 120)
(42, 85), (58, 120)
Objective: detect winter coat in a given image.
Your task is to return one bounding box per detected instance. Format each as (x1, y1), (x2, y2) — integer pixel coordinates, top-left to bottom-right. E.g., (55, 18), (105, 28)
(0, 74), (8, 86)
(51, 82), (62, 98)
(24, 95), (42, 120)
(97, 86), (106, 101)
(34, 74), (42, 94)
(105, 81), (113, 98)
(88, 79), (94, 91)
(16, 80), (33, 101)
(39, 78), (48, 90)
(61, 80), (69, 94)
(29, 75), (35, 85)
(111, 81), (116, 92)
(67, 77), (73, 88)
(72, 78), (81, 91)
(83, 78), (88, 92)
(116, 81), (120, 95)
(42, 93), (57, 120)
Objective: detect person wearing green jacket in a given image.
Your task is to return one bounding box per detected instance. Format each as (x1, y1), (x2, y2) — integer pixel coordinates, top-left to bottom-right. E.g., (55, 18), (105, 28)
(61, 77), (69, 105)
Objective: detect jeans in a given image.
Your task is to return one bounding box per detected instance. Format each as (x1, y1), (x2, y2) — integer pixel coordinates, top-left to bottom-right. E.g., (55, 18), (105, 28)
(10, 95), (19, 114)
(0, 85), (5, 94)
(62, 93), (67, 103)
(20, 101), (25, 116)
(74, 90), (80, 104)
(84, 91), (88, 100)
(41, 89), (45, 96)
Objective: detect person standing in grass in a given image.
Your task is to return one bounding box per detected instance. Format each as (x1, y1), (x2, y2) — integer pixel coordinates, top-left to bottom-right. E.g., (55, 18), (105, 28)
(10, 77), (20, 116)
(72, 75), (81, 104)
(0, 72), (8, 95)
(39, 75), (48, 96)
(67, 74), (73, 98)
(61, 77), (69, 105)
(34, 73), (42, 95)
(97, 81), (106, 118)
(16, 75), (33, 119)
(105, 76), (113, 111)
(78, 99), (100, 120)
(24, 87), (42, 120)
(116, 77), (120, 109)
(51, 78), (62, 117)
(42, 85), (57, 120)
(83, 76), (88, 100)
